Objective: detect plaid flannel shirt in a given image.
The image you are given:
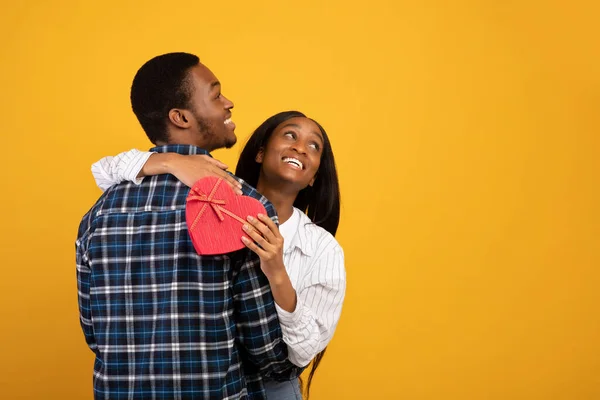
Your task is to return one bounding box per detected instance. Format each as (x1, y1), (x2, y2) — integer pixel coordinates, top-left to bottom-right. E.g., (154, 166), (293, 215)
(76, 145), (300, 400)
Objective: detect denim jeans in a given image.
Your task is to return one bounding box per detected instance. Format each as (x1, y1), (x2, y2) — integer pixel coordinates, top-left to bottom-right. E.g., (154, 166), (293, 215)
(264, 378), (302, 399)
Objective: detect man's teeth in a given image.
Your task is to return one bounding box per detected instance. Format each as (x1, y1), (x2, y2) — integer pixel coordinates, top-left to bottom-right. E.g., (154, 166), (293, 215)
(224, 118), (232, 125)
(283, 157), (303, 169)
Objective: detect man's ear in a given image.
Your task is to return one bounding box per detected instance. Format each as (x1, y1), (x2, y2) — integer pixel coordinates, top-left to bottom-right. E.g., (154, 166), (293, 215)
(255, 148), (265, 163)
(168, 109), (191, 128)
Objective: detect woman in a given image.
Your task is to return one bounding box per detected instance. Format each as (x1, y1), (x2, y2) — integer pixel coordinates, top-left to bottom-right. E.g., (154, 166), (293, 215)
(92, 111), (346, 399)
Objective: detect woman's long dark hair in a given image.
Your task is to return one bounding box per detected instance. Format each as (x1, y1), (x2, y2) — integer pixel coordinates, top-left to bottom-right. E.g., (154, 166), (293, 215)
(235, 111), (341, 398)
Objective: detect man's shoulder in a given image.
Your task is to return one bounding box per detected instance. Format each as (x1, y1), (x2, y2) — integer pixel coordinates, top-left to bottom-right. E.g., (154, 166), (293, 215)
(76, 189), (111, 245)
(97, 175), (189, 216)
(76, 175), (186, 243)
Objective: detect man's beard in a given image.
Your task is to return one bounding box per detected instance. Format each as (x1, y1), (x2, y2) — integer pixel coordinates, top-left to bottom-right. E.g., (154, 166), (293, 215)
(192, 111), (235, 150)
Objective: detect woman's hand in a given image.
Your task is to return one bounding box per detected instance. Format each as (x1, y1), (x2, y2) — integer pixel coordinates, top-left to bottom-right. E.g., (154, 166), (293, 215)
(241, 213), (297, 312)
(152, 153), (242, 194)
(241, 213), (287, 283)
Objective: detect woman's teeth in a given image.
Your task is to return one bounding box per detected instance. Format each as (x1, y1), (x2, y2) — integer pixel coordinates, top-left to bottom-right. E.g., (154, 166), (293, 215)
(283, 157), (303, 169)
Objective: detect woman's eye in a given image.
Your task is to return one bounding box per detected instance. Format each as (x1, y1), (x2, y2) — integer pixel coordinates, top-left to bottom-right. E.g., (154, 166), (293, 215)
(309, 143), (320, 151)
(284, 132), (295, 139)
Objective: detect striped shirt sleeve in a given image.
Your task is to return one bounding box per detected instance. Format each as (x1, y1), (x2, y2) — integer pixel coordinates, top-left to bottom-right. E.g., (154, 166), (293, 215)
(276, 243), (346, 367)
(91, 149), (154, 191)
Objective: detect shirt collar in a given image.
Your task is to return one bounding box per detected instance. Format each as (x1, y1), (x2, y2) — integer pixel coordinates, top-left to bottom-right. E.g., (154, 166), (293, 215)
(149, 144), (210, 156)
(283, 208), (315, 257)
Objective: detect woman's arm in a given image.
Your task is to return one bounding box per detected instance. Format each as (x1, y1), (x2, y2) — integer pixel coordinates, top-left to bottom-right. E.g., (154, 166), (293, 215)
(91, 149), (154, 191)
(91, 149), (242, 193)
(242, 214), (346, 367)
(274, 245), (345, 367)
(242, 214), (297, 312)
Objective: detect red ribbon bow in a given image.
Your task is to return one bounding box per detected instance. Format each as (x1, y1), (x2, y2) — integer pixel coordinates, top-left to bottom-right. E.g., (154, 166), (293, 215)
(186, 178), (251, 230)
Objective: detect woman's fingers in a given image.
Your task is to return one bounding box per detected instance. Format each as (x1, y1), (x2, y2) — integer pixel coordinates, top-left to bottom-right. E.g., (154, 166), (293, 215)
(241, 235), (266, 257)
(256, 214), (281, 237)
(215, 168), (243, 195)
(242, 223), (270, 249)
(200, 155), (228, 170)
(177, 155), (242, 195)
(246, 215), (278, 243)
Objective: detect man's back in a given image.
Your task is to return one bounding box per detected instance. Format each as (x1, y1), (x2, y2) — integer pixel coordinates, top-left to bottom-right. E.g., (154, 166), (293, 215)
(76, 145), (297, 399)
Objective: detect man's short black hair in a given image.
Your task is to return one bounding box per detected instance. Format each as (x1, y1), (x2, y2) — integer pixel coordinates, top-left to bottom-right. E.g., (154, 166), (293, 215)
(130, 52), (199, 144)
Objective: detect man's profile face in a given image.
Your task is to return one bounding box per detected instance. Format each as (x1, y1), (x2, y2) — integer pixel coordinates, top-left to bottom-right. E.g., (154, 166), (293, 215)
(185, 64), (237, 151)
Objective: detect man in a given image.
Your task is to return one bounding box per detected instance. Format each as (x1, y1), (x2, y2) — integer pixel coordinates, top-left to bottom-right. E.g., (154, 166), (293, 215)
(76, 52), (299, 399)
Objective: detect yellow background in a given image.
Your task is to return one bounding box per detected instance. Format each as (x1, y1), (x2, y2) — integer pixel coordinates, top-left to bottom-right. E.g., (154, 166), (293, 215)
(1, 1), (598, 399)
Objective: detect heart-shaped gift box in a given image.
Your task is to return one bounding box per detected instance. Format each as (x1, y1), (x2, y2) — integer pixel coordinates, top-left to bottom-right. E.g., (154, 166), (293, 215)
(185, 176), (267, 255)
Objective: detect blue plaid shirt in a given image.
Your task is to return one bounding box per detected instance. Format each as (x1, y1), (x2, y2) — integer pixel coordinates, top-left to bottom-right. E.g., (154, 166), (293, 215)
(76, 145), (300, 400)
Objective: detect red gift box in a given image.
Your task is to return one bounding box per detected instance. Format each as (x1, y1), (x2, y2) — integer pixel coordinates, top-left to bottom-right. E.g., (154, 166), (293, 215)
(185, 176), (267, 255)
